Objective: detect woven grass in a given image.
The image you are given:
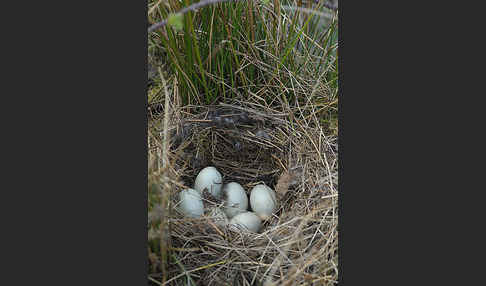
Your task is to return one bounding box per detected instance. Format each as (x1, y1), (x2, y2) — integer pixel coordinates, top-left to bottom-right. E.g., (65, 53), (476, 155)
(148, 91), (338, 285)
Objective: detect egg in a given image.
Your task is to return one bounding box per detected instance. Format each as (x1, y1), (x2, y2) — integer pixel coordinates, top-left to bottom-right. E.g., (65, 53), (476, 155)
(193, 166), (223, 198)
(207, 206), (229, 226)
(249, 184), (277, 220)
(178, 188), (204, 218)
(229, 211), (262, 233)
(222, 182), (248, 219)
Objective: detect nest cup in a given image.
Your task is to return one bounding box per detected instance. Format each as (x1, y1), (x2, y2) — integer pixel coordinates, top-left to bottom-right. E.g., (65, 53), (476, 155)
(148, 104), (338, 285)
(171, 107), (284, 191)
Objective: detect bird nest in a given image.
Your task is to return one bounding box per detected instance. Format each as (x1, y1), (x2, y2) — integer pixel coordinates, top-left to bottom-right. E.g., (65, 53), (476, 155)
(148, 100), (338, 285)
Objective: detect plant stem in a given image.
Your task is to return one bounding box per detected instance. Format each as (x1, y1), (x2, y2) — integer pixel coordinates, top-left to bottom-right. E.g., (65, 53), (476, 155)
(148, 0), (244, 33)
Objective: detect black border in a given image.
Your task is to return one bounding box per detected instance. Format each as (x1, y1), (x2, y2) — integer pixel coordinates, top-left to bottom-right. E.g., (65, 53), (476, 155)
(337, 0), (343, 284)
(20, 1), (150, 285)
(336, 1), (458, 284)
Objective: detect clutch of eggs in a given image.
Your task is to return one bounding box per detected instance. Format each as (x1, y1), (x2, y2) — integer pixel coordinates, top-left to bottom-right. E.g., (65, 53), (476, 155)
(176, 166), (279, 233)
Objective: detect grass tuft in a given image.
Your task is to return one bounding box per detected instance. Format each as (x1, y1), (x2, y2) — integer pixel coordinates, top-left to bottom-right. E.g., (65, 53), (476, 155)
(148, 0), (339, 285)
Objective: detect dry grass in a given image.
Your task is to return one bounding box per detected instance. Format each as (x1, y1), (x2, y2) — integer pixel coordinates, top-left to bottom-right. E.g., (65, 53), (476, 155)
(148, 0), (338, 283)
(148, 83), (338, 285)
